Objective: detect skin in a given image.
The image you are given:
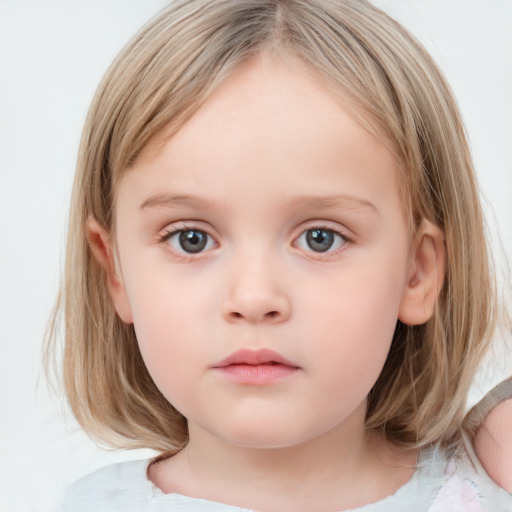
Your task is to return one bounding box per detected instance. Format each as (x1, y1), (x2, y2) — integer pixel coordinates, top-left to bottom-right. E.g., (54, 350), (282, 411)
(88, 53), (446, 511)
(475, 399), (512, 492)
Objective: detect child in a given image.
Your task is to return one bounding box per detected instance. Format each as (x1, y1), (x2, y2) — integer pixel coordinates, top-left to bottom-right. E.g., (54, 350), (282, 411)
(48, 0), (512, 510)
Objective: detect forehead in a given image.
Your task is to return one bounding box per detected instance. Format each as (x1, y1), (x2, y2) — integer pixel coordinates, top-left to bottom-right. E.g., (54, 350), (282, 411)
(119, 54), (402, 221)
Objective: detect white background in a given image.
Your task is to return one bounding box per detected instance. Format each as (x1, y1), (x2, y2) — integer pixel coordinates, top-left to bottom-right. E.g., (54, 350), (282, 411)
(0, 1), (511, 511)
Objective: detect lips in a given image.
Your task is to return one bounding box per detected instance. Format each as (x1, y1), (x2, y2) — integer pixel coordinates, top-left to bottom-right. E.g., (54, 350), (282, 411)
(213, 348), (298, 368)
(212, 348), (300, 385)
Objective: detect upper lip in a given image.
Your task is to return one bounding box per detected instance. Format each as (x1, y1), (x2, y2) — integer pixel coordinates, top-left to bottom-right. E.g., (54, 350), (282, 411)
(212, 348), (299, 368)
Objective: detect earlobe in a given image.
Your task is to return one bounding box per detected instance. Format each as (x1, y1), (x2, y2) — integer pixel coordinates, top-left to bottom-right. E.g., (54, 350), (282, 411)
(398, 219), (446, 326)
(85, 217), (133, 324)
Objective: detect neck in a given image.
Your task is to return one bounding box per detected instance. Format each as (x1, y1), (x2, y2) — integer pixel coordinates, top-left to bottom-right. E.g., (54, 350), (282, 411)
(149, 405), (417, 512)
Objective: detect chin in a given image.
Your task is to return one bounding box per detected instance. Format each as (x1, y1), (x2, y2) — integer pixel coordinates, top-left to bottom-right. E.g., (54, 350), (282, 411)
(209, 416), (327, 451)
(216, 425), (294, 449)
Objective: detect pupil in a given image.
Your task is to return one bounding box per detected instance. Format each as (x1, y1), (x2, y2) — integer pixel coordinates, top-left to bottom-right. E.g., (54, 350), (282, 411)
(179, 230), (207, 253)
(306, 229), (334, 252)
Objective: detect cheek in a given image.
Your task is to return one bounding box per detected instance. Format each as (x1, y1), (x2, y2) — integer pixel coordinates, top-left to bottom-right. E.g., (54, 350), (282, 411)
(124, 254), (210, 335)
(313, 294), (396, 385)
(302, 252), (407, 392)
(122, 263), (222, 405)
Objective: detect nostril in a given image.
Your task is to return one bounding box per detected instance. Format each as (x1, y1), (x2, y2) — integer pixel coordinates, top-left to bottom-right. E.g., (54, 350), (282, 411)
(229, 310), (280, 321)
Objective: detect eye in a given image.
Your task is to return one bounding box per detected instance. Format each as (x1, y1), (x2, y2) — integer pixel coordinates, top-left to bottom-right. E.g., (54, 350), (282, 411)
(165, 228), (215, 254)
(295, 228), (346, 253)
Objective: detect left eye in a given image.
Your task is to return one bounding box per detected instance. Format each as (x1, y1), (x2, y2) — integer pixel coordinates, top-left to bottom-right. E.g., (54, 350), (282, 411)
(295, 228), (346, 253)
(166, 229), (215, 254)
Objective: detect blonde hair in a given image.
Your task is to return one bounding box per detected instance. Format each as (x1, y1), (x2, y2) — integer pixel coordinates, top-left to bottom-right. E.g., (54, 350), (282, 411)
(46, 0), (496, 453)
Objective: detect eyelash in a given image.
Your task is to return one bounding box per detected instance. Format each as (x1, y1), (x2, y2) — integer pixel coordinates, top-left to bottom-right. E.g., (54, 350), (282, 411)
(294, 225), (350, 258)
(158, 223), (216, 261)
(157, 223), (352, 260)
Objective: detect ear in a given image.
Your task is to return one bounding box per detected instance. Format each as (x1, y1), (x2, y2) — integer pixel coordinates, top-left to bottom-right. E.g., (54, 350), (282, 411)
(398, 219), (446, 326)
(85, 217), (133, 324)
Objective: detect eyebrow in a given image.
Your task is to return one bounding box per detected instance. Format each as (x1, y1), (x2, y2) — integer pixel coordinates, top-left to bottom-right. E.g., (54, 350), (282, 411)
(286, 194), (379, 215)
(140, 193), (214, 211)
(140, 192), (379, 215)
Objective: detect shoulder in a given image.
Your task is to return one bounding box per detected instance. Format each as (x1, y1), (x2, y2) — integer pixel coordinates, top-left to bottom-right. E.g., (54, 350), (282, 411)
(466, 377), (512, 493)
(62, 458), (152, 512)
(474, 398), (512, 492)
(426, 449), (512, 512)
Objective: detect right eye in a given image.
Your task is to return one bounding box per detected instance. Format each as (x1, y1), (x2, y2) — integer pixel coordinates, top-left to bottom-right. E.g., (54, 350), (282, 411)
(164, 228), (216, 254)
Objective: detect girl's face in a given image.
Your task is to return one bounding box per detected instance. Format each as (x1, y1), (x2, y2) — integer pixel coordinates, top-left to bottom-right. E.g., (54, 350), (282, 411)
(110, 56), (414, 449)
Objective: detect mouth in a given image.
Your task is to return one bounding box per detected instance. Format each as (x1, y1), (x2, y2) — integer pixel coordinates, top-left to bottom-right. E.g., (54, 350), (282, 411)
(212, 348), (300, 385)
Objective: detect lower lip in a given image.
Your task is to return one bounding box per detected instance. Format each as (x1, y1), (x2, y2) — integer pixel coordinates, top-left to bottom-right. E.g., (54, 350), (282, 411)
(214, 363), (299, 385)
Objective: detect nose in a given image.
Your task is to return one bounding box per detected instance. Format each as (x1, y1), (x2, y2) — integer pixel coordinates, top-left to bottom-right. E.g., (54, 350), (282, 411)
(221, 254), (291, 325)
